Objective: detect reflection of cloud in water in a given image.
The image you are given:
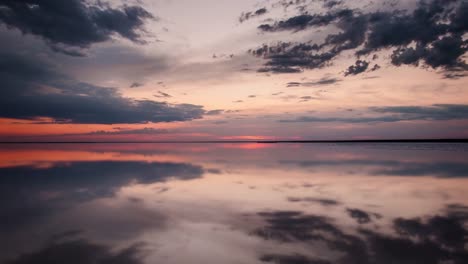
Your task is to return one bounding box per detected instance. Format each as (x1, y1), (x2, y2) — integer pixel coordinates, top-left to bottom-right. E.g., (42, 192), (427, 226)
(0, 160), (206, 262)
(250, 205), (468, 264)
(260, 253), (330, 264)
(6, 238), (145, 264)
(0, 143), (468, 263)
(0, 161), (204, 237)
(281, 160), (468, 178)
(287, 197), (341, 207)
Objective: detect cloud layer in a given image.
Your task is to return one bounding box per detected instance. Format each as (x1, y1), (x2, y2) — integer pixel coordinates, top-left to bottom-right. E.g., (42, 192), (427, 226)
(279, 104), (468, 123)
(0, 0), (154, 56)
(250, 0), (468, 74)
(0, 53), (205, 124)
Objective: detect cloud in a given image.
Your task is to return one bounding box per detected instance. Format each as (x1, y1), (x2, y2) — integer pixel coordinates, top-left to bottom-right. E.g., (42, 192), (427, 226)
(0, 0), (154, 56)
(258, 9), (352, 32)
(443, 71), (468, 79)
(299, 96), (314, 102)
(251, 42), (333, 73)
(154, 91), (172, 98)
(279, 104), (468, 123)
(323, 0), (343, 9)
(0, 53), (205, 124)
(249, 0), (468, 75)
(370, 104), (468, 121)
(344, 60), (369, 76)
(287, 76), (341, 87)
(87, 127), (170, 135)
(346, 208), (381, 224)
(205, 109), (224, 115)
(274, 0), (308, 9)
(130, 82), (144, 88)
(239, 7), (268, 23)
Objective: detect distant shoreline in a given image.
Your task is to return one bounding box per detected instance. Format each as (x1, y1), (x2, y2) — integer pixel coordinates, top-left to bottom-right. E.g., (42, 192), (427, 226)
(1, 139), (467, 144)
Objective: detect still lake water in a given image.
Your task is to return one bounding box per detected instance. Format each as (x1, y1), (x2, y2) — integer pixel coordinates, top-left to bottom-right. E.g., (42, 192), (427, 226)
(0, 143), (468, 264)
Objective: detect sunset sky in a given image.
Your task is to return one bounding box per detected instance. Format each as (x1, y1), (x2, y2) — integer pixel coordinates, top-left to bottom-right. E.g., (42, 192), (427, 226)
(0, 0), (467, 141)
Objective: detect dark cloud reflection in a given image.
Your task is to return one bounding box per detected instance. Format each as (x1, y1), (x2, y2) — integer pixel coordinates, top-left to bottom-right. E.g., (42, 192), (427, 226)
(252, 206), (468, 264)
(6, 239), (145, 264)
(0, 160), (204, 234)
(280, 159), (468, 178)
(0, 144), (467, 263)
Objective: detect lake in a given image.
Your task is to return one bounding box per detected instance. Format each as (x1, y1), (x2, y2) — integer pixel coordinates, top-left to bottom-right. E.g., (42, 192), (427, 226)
(1, 143), (467, 264)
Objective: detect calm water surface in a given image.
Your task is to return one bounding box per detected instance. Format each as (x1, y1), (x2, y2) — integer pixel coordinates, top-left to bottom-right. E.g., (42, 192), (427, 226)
(1, 143), (468, 264)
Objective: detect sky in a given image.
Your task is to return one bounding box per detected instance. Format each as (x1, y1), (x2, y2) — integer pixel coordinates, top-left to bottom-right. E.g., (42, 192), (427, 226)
(0, 0), (467, 141)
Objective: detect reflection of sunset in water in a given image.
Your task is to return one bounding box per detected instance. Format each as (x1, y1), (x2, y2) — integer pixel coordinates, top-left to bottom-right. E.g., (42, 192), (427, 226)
(0, 143), (467, 264)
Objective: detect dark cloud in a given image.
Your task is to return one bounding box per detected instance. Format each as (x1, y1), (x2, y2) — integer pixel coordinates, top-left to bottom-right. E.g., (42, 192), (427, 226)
(6, 239), (145, 264)
(443, 71), (468, 79)
(239, 7), (268, 23)
(153, 91), (172, 98)
(278, 116), (405, 123)
(0, 53), (205, 124)
(299, 96), (314, 102)
(257, 10), (352, 32)
(260, 254), (330, 264)
(346, 208), (381, 224)
(279, 104), (468, 123)
(323, 0), (343, 9)
(344, 60), (369, 76)
(287, 77), (341, 87)
(251, 42), (333, 73)
(0, 0), (154, 56)
(258, 65), (303, 73)
(274, 0), (308, 10)
(130, 82), (144, 88)
(370, 64), (381, 71)
(250, 0), (468, 75)
(87, 127), (170, 135)
(287, 82), (301, 87)
(205, 109), (224, 115)
(370, 104), (468, 121)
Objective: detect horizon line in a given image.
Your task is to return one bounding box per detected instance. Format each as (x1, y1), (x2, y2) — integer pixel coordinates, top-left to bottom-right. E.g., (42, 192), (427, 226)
(1, 139), (468, 144)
